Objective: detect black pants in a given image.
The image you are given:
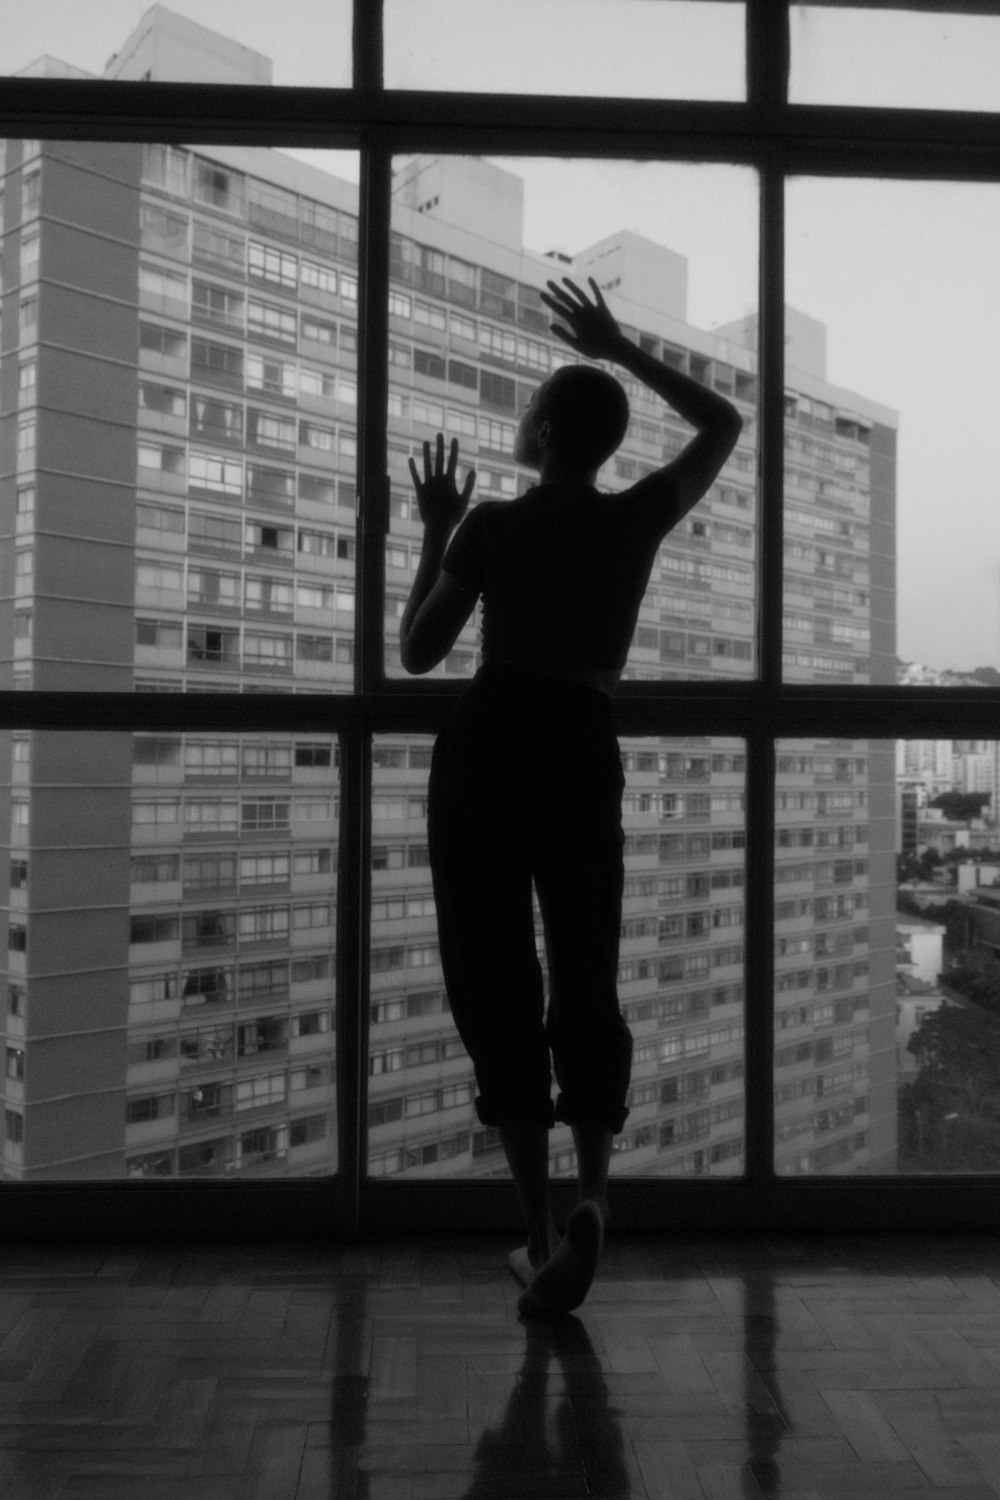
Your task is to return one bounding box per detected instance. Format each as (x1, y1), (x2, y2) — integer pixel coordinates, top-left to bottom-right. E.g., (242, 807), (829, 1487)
(427, 663), (632, 1133)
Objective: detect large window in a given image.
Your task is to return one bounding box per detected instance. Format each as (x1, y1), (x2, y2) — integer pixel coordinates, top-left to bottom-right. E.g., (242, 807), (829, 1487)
(2, 2), (997, 1235)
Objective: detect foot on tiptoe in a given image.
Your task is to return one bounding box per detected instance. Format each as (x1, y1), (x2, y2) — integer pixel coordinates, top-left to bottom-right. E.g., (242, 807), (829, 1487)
(517, 1200), (604, 1318)
(508, 1223), (559, 1288)
(507, 1246), (535, 1287)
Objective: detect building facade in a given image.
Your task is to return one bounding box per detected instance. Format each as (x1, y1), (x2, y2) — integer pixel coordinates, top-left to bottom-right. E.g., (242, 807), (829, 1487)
(0, 13), (898, 1182)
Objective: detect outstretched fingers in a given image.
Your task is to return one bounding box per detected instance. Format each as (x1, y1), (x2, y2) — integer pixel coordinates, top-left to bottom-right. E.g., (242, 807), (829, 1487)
(559, 276), (592, 305)
(540, 285), (580, 346)
(587, 275), (607, 307)
(542, 278), (581, 311)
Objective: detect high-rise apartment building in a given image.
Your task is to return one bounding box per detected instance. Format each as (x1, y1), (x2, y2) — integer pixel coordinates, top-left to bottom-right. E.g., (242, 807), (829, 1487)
(0, 12), (898, 1183)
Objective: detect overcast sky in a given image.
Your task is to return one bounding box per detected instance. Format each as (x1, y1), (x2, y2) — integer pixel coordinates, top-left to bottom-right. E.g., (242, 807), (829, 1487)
(6, 2), (1000, 670)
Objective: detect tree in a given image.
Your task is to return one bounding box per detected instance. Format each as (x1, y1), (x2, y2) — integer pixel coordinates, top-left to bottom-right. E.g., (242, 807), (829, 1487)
(942, 900), (974, 957)
(909, 899), (969, 957)
(929, 791), (992, 822)
(900, 1003), (1000, 1170)
(941, 949), (1000, 1014)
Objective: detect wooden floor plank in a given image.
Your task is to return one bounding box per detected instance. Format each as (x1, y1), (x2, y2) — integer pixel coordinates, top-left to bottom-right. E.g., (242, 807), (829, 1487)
(2, 1232), (1000, 1496)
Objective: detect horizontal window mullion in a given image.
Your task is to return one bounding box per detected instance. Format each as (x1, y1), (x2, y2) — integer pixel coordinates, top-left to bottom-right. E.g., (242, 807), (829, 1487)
(801, 0), (1000, 13)
(6, 84), (1000, 171)
(2, 687), (1000, 740)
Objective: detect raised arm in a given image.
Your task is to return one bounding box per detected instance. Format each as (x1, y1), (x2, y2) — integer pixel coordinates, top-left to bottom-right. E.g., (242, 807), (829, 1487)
(541, 277), (743, 537)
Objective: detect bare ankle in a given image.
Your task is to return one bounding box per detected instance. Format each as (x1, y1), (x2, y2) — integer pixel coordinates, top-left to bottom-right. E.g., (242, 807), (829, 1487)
(577, 1194), (608, 1223)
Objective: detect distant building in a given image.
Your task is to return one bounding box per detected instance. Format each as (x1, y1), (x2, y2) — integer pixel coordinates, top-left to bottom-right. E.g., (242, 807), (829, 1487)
(957, 887), (1000, 958)
(918, 812), (1000, 858)
(897, 915), (945, 986)
(898, 783), (921, 855)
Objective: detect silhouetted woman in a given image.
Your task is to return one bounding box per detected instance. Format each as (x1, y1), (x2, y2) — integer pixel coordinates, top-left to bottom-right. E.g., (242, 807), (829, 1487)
(401, 277), (741, 1315)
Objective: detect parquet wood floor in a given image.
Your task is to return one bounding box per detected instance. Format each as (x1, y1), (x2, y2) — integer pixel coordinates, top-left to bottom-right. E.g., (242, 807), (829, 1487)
(3, 1232), (1000, 1497)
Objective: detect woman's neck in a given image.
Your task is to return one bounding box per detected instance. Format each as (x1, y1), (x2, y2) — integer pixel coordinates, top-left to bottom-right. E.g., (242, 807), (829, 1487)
(537, 454), (598, 487)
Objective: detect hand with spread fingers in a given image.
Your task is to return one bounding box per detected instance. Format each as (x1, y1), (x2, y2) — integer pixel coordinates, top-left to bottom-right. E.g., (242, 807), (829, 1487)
(408, 432), (476, 534)
(539, 276), (627, 363)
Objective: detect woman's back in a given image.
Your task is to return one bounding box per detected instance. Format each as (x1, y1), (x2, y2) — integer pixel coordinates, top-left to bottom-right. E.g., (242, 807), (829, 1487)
(443, 482), (663, 694)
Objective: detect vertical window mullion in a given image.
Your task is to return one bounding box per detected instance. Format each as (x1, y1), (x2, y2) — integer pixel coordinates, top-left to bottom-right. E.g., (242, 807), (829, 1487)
(745, 144), (786, 1184)
(745, 0), (787, 1189)
(356, 138), (392, 697)
(353, 0), (384, 92)
(747, 0), (789, 1190)
(757, 160), (786, 691)
(334, 720), (371, 1240)
(746, 0), (790, 109)
(354, 0), (387, 686)
(344, 121), (391, 1233)
(743, 721), (777, 1186)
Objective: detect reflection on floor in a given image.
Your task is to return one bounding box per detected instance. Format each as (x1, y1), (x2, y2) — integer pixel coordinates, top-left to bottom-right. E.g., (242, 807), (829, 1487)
(2, 1232), (1000, 1496)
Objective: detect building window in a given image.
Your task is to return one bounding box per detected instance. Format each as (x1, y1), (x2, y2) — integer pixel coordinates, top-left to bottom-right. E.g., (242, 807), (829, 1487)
(249, 240), (298, 289)
(296, 634), (333, 663)
(130, 915), (180, 945)
(301, 315), (337, 346)
(188, 450), (242, 496)
(193, 158), (243, 214)
(301, 260), (337, 295)
(192, 219), (244, 270)
(187, 626), (240, 666)
(246, 352), (296, 398)
(241, 798), (291, 833)
(191, 337), (244, 388)
(140, 322), (187, 360)
(18, 297), (37, 337)
(248, 299), (298, 345)
(192, 280), (244, 329)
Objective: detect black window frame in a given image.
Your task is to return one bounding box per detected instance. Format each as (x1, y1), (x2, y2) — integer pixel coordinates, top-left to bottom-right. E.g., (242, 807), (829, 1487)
(5, 0), (1000, 1237)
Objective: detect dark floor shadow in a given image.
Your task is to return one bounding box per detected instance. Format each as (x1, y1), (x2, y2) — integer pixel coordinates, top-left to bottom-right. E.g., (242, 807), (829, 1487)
(742, 1260), (790, 1499)
(327, 1266), (370, 1500)
(463, 1311), (631, 1499)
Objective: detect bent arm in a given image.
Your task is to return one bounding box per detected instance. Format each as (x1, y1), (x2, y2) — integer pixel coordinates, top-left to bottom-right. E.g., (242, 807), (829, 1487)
(611, 337), (743, 537)
(400, 526), (476, 674)
(541, 277), (742, 539)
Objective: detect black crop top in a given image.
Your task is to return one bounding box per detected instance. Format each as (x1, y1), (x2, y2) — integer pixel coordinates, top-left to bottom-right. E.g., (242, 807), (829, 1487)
(441, 482), (665, 678)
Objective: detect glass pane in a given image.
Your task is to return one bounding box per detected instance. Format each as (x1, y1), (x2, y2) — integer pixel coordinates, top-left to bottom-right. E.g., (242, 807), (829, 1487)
(369, 734), (745, 1180)
(791, 6), (1000, 112)
(3, 2), (350, 86)
(1, 140), (358, 690)
(780, 735), (1000, 1176)
(898, 737), (1000, 1174)
(1, 731), (339, 1180)
(785, 178), (1000, 685)
(386, 155), (758, 684)
(775, 739), (893, 1175)
(386, 0), (745, 99)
